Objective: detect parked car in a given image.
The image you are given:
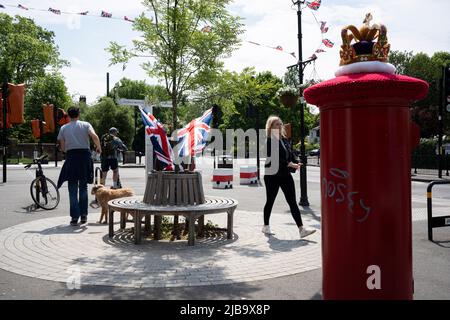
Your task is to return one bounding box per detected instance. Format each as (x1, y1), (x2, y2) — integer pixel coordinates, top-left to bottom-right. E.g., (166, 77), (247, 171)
(309, 148), (320, 156)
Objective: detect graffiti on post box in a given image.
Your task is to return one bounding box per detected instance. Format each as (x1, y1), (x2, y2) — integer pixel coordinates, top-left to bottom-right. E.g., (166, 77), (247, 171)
(322, 168), (372, 222)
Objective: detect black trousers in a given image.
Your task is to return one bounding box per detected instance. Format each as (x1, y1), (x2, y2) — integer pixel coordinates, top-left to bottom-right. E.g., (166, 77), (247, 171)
(263, 173), (303, 227)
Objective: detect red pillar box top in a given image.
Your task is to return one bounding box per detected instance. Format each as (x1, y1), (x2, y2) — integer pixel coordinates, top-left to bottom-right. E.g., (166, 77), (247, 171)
(304, 11), (428, 109)
(304, 72), (428, 111)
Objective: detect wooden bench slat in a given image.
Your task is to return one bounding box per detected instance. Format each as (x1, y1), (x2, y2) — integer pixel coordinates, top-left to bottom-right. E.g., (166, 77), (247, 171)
(169, 178), (175, 205)
(161, 176), (168, 206)
(188, 178), (195, 205)
(196, 172), (205, 203)
(176, 179), (181, 205)
(182, 178), (188, 205)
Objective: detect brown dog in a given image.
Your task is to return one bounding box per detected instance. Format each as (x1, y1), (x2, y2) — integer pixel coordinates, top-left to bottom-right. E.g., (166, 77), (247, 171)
(91, 185), (134, 224)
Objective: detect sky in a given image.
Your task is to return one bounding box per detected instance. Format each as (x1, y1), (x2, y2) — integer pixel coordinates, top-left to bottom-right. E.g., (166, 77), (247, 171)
(2, 0), (450, 104)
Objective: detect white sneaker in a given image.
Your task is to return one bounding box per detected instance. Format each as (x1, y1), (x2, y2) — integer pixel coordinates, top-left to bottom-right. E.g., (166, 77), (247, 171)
(299, 226), (316, 238)
(261, 225), (275, 235)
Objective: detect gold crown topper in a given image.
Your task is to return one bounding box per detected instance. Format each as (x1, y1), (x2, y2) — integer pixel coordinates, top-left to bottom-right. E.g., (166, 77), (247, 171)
(339, 13), (390, 66)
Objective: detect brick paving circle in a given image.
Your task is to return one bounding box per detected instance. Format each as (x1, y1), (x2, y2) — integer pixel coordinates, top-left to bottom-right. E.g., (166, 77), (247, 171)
(0, 211), (321, 288)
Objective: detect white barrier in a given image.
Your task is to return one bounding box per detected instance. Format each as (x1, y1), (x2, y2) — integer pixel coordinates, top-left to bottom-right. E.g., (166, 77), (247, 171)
(240, 165), (258, 184)
(212, 168), (233, 189)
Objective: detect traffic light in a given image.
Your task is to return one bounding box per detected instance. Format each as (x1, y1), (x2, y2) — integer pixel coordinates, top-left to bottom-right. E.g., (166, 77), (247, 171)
(445, 65), (450, 112)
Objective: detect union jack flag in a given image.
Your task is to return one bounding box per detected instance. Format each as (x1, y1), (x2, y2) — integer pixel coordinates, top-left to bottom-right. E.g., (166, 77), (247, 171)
(140, 107), (174, 170)
(176, 108), (213, 158)
(322, 39), (334, 48)
(101, 11), (112, 18)
(306, 0), (321, 10)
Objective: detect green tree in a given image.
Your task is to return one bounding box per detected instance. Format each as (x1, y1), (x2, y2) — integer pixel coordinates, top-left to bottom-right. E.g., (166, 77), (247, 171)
(110, 77), (172, 126)
(389, 50), (413, 75)
(0, 14), (68, 83)
(389, 50), (450, 138)
(84, 97), (134, 147)
(107, 0), (244, 129)
(25, 73), (72, 120)
(109, 78), (174, 150)
(193, 67), (319, 145)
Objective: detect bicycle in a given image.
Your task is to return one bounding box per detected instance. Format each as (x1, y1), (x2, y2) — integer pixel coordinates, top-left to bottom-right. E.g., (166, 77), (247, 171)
(25, 154), (60, 210)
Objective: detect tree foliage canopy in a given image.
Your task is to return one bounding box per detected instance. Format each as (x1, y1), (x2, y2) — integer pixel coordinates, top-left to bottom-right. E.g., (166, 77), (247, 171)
(0, 14), (68, 84)
(389, 50), (450, 138)
(108, 0), (244, 128)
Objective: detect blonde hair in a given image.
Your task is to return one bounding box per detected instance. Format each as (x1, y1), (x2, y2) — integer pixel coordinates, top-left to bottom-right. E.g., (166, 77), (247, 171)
(265, 115), (286, 138)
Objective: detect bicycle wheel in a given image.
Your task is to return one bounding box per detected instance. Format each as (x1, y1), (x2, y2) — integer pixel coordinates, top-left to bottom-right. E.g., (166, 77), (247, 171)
(30, 176), (60, 210)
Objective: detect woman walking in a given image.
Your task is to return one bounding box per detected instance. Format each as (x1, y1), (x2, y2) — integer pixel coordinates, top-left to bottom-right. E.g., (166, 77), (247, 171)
(262, 116), (316, 238)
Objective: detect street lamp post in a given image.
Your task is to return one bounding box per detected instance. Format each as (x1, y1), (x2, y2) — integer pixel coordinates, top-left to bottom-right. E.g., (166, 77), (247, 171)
(291, 0), (311, 206)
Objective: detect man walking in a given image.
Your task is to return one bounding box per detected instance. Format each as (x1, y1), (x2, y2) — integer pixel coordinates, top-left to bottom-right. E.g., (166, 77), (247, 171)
(100, 127), (127, 189)
(57, 107), (102, 226)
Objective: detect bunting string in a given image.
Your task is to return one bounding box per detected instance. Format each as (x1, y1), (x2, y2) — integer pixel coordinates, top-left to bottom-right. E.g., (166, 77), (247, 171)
(0, 2), (135, 22)
(0, 1), (333, 66)
(305, 2), (334, 62)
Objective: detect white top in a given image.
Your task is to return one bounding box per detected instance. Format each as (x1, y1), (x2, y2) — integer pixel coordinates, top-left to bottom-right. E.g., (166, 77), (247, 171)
(335, 61), (396, 77)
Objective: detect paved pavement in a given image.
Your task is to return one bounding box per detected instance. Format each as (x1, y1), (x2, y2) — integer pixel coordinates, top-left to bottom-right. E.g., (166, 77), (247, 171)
(0, 157), (449, 300)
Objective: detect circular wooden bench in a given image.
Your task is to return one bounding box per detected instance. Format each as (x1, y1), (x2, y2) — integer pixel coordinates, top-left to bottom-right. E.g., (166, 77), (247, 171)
(108, 196), (238, 246)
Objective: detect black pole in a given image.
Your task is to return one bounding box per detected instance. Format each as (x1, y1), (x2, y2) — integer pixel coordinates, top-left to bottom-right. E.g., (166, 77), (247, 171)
(53, 105), (58, 167)
(295, 1), (309, 206)
(106, 72), (110, 97)
(38, 119), (43, 156)
(438, 72), (444, 178)
(134, 107), (137, 160)
(256, 107), (260, 181)
(2, 78), (8, 182)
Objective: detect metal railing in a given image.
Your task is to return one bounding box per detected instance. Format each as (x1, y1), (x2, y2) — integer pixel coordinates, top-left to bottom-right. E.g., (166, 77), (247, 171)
(427, 180), (450, 241)
(412, 154), (450, 177)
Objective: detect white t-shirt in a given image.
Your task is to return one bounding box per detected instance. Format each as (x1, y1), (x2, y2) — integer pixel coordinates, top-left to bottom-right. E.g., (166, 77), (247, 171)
(57, 120), (94, 151)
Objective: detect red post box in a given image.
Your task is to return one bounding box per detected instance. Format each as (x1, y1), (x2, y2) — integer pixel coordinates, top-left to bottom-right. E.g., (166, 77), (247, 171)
(304, 13), (430, 300)
(304, 72), (428, 299)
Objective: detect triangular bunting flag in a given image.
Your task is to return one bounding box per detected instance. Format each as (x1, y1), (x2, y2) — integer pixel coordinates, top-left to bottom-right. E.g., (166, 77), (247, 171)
(101, 11), (112, 18)
(48, 8), (61, 15)
(322, 39), (334, 48)
(306, 0), (321, 10)
(320, 21), (328, 33)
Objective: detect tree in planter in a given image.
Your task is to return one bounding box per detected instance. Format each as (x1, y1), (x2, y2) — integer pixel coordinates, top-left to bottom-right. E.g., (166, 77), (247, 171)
(107, 0), (244, 130)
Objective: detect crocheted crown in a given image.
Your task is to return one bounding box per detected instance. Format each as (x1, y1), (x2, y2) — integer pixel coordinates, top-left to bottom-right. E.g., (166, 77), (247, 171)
(339, 13), (390, 66)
